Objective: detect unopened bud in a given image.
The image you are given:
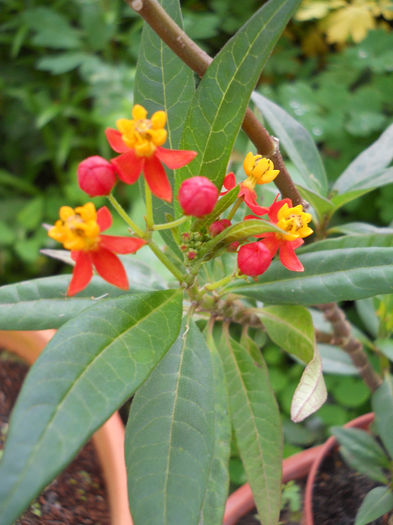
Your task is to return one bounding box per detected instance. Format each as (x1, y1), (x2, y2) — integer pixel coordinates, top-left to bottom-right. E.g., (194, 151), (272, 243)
(209, 219), (231, 237)
(237, 241), (272, 276)
(77, 156), (116, 196)
(178, 176), (218, 217)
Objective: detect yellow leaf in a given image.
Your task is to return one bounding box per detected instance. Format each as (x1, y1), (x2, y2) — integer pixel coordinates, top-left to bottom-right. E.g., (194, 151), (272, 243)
(324, 3), (376, 43)
(295, 0), (346, 21)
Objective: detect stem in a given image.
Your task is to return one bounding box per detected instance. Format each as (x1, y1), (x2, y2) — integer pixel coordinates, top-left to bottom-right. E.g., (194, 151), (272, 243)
(227, 198), (243, 221)
(318, 302), (382, 392)
(148, 240), (186, 282)
(107, 193), (145, 238)
(144, 181), (153, 229)
(153, 215), (187, 231)
(204, 273), (234, 291)
(126, 0), (304, 206)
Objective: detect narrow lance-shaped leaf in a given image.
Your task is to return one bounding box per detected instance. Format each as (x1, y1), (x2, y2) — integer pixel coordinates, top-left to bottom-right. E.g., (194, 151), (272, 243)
(176, 0), (302, 202)
(298, 232), (393, 253)
(200, 331), (231, 525)
(0, 258), (166, 330)
(217, 331), (282, 525)
(258, 305), (314, 363)
(252, 91), (328, 196)
(229, 247), (393, 305)
(125, 319), (217, 525)
(0, 290), (182, 525)
(333, 122), (393, 194)
(372, 374), (393, 459)
(354, 487), (393, 525)
(134, 0), (195, 249)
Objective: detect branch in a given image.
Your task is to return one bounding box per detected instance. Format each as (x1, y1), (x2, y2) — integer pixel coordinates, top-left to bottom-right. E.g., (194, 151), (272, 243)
(317, 302), (382, 392)
(127, 0), (304, 206)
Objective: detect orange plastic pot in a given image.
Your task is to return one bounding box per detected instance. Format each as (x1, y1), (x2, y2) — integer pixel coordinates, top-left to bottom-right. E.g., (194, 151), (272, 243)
(303, 412), (374, 525)
(223, 444), (323, 525)
(0, 330), (133, 525)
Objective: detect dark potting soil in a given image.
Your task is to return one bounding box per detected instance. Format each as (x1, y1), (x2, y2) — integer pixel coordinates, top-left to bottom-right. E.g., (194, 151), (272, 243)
(0, 350), (111, 525)
(312, 447), (391, 525)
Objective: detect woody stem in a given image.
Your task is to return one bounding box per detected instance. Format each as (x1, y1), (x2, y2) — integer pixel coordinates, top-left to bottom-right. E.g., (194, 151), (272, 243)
(126, 0), (304, 206)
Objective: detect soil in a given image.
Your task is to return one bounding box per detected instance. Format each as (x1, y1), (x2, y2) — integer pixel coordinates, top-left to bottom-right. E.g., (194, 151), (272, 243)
(312, 447), (391, 525)
(0, 350), (111, 525)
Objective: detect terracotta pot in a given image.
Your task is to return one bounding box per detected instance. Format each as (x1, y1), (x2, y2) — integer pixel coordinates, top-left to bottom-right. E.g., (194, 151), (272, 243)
(303, 412), (374, 525)
(0, 330), (133, 525)
(223, 444), (324, 525)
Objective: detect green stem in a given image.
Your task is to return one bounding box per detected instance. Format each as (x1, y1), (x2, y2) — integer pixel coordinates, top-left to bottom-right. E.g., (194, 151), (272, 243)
(227, 198), (243, 221)
(107, 194), (145, 238)
(153, 215), (187, 231)
(204, 273), (234, 291)
(148, 240), (186, 282)
(145, 181), (154, 228)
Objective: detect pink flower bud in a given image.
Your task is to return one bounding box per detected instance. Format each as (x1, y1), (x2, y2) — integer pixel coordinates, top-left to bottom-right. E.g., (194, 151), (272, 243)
(209, 219), (231, 237)
(178, 176), (218, 217)
(237, 241), (272, 276)
(77, 156), (117, 196)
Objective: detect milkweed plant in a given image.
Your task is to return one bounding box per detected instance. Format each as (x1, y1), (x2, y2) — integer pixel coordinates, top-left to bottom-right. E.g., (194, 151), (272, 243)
(1, 0), (393, 524)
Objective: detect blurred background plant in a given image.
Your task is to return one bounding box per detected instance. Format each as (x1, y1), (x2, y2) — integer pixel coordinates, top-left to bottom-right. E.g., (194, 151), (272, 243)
(1, 0), (392, 490)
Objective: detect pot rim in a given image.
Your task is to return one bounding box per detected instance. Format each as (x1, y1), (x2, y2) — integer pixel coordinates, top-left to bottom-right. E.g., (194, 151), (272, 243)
(303, 412), (374, 525)
(0, 329), (133, 525)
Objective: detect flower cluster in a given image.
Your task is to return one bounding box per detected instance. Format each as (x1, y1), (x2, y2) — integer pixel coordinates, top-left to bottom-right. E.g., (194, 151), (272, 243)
(47, 103), (313, 296)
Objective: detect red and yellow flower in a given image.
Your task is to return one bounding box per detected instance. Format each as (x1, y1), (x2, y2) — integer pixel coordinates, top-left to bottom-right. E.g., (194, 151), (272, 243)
(221, 153), (279, 215)
(105, 104), (197, 202)
(253, 197), (313, 272)
(48, 203), (146, 296)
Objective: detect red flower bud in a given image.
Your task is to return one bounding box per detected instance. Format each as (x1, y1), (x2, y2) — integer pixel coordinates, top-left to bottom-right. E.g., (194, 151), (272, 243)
(77, 156), (117, 196)
(178, 176), (218, 217)
(209, 219), (231, 237)
(237, 241), (272, 276)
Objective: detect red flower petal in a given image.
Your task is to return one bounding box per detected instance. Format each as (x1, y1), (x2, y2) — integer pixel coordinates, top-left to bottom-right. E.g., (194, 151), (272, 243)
(97, 206), (112, 232)
(268, 197), (292, 223)
(241, 187), (269, 216)
(91, 247), (129, 290)
(99, 235), (146, 254)
(144, 155), (172, 201)
(155, 146), (197, 169)
(221, 172), (236, 194)
(111, 151), (144, 185)
(67, 252), (93, 296)
(105, 128), (129, 153)
(279, 240), (304, 272)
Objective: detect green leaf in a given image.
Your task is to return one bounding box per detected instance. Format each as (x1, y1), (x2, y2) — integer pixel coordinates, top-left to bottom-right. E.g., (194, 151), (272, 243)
(23, 8), (81, 49)
(372, 374), (393, 458)
(0, 290), (182, 525)
(199, 219), (284, 260)
(299, 232), (393, 254)
(176, 0), (302, 197)
(229, 248), (393, 305)
(330, 188), (371, 210)
(331, 427), (389, 483)
(333, 123), (393, 194)
(355, 487), (393, 525)
(258, 305), (314, 363)
(252, 92), (328, 196)
(376, 339), (393, 362)
(37, 52), (89, 74)
(329, 222), (393, 236)
(199, 340), (231, 525)
(297, 186), (334, 221)
(319, 344), (358, 375)
(134, 0), (195, 251)
(125, 319), (217, 525)
(0, 258), (166, 330)
(217, 333), (282, 525)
